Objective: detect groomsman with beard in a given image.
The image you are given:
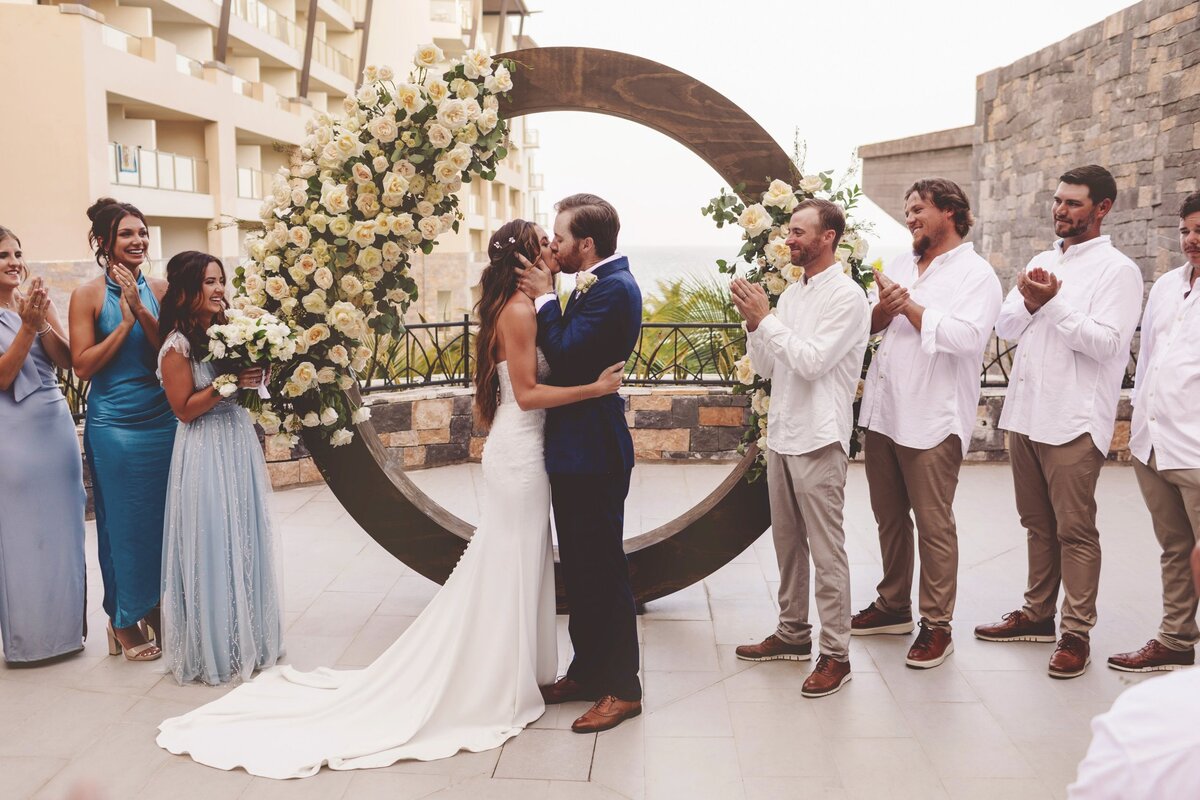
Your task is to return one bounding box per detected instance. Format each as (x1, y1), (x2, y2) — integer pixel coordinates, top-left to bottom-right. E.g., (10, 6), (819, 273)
(975, 165), (1143, 679)
(1106, 191), (1200, 674)
(850, 179), (1002, 668)
(730, 198), (870, 698)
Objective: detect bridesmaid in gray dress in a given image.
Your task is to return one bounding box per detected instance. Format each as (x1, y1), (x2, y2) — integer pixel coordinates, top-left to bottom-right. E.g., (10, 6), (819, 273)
(0, 227), (87, 663)
(156, 251), (284, 685)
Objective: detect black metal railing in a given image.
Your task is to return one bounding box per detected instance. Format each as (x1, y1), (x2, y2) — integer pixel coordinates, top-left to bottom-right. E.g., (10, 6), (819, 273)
(53, 321), (1143, 416)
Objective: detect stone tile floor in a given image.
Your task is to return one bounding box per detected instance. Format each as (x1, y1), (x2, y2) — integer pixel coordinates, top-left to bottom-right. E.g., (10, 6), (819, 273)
(0, 462), (1178, 799)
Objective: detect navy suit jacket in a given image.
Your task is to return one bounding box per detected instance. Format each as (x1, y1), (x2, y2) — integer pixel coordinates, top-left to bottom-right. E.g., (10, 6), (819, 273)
(537, 256), (642, 475)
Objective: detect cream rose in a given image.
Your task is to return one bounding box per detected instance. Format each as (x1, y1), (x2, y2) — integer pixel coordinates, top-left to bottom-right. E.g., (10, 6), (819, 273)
(296, 253), (318, 274)
(389, 214), (415, 236)
(368, 115), (398, 143)
(462, 49), (493, 79)
(266, 275), (292, 300)
(320, 183), (351, 215)
(762, 179), (798, 213)
(426, 123), (453, 149)
(417, 216), (441, 240)
(288, 226), (311, 249)
(320, 406), (339, 426)
(350, 221), (378, 247)
(340, 274), (365, 296)
(737, 204), (773, 238)
(327, 301), (365, 337)
(436, 99), (470, 131)
(799, 174), (824, 194)
(330, 428), (354, 447)
(313, 267), (334, 290)
(425, 78), (448, 104)
(476, 107), (499, 134)
(734, 355), (756, 386)
(394, 83), (426, 115)
(301, 289), (328, 314)
(413, 43), (444, 68)
(355, 246), (382, 270)
(328, 215), (352, 238)
(317, 366), (337, 384)
(291, 361), (318, 390)
(304, 324), (330, 347)
(432, 160), (460, 185)
(764, 272), (787, 296)
(328, 344), (350, 367)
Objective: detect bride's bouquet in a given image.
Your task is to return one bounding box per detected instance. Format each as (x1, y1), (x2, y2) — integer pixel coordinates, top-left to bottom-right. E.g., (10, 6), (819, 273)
(206, 306), (298, 402)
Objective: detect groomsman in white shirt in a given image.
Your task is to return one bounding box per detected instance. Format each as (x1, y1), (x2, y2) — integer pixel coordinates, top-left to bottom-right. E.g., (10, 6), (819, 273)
(850, 179), (1002, 669)
(975, 165), (1143, 679)
(730, 198), (870, 699)
(1107, 190), (1200, 674)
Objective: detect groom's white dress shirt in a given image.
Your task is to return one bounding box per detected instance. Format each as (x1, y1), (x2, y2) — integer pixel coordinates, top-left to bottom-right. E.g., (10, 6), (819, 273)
(1129, 263), (1200, 469)
(747, 265), (871, 457)
(859, 242), (1002, 457)
(996, 235), (1143, 454)
(533, 252), (624, 313)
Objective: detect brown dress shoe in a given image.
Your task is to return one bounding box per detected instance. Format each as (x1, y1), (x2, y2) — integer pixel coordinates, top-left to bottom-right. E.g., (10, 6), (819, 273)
(851, 602), (915, 636)
(1048, 632), (1090, 679)
(801, 654), (851, 698)
(974, 610), (1056, 643)
(571, 695), (642, 733)
(540, 676), (599, 705)
(906, 622), (954, 669)
(735, 634), (812, 662)
(1108, 639), (1196, 673)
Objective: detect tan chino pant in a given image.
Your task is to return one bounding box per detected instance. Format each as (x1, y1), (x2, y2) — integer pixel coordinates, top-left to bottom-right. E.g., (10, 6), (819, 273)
(767, 444), (852, 661)
(1133, 451), (1200, 651)
(1010, 432), (1105, 638)
(864, 431), (964, 629)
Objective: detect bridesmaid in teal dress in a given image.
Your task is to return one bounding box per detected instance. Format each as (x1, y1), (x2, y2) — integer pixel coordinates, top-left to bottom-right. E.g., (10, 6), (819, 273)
(0, 227), (87, 663)
(68, 199), (175, 662)
(157, 251), (284, 684)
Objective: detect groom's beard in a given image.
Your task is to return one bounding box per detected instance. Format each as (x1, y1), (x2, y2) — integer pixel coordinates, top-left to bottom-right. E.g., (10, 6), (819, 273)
(556, 243), (583, 274)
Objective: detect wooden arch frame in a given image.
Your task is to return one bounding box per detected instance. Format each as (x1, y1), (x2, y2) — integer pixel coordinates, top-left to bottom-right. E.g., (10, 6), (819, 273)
(305, 47), (791, 610)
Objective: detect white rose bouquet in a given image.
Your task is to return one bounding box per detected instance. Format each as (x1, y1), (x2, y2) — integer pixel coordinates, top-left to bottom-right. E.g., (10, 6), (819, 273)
(205, 306), (298, 401)
(701, 146), (876, 480)
(235, 46), (516, 447)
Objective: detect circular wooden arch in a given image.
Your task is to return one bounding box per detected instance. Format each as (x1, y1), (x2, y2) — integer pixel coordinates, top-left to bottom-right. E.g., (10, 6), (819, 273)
(305, 47), (791, 610)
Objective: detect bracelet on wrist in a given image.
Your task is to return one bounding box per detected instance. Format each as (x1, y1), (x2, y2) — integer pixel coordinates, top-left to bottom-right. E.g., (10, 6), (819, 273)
(36, 323), (52, 336)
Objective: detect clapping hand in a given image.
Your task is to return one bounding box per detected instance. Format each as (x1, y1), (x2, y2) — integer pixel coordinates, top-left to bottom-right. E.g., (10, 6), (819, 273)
(730, 278), (770, 331)
(1017, 267), (1061, 312)
(876, 272), (911, 319)
(109, 264), (144, 317)
(16, 277), (49, 330)
(513, 252), (555, 300)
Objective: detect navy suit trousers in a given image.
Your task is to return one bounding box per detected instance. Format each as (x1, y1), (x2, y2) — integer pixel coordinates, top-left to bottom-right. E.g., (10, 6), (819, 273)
(549, 470), (642, 701)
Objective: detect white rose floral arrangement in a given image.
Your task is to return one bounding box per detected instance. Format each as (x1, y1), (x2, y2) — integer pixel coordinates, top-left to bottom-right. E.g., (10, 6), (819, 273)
(701, 153), (876, 481)
(236, 45), (517, 446)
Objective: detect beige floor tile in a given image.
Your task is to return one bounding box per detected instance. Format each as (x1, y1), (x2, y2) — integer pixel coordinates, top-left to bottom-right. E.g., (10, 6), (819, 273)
(644, 737), (743, 800)
(0, 756), (65, 799)
(376, 575), (441, 616)
(898, 701), (1036, 778)
(240, 769), (353, 800)
(729, 701), (831, 777)
(810, 672), (913, 739)
(942, 777), (1055, 799)
(288, 590), (385, 637)
(343, 770), (453, 799)
(425, 775), (550, 799)
(494, 728), (595, 781)
(642, 620), (719, 671)
(640, 582), (711, 621)
(0, 686), (138, 759)
(546, 780), (634, 799)
(382, 747), (501, 779)
(644, 682), (732, 738)
(721, 660), (808, 703)
(832, 738), (948, 799)
(743, 776), (847, 799)
(336, 614), (415, 667)
(590, 717), (645, 800)
(643, 669), (724, 708)
(276, 634), (355, 672)
(139, 759), (254, 799)
(33, 722), (171, 799)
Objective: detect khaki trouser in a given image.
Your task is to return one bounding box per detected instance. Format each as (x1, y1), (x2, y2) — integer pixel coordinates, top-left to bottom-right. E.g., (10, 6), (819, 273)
(1010, 432), (1105, 638)
(1133, 451), (1200, 651)
(767, 444), (852, 660)
(864, 431), (964, 629)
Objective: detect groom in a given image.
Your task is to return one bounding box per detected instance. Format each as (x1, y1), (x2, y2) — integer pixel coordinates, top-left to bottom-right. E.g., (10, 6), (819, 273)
(516, 193), (644, 733)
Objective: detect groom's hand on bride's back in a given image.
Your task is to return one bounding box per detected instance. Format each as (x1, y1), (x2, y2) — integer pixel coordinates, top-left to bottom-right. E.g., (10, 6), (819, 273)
(514, 253), (555, 299)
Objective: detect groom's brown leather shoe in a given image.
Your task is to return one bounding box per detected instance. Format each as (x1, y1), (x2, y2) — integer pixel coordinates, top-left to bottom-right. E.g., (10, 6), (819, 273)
(540, 676), (599, 705)
(571, 695), (642, 733)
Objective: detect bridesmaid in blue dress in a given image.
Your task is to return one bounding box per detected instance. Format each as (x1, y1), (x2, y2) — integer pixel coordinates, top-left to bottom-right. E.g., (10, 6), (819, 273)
(157, 251), (284, 684)
(0, 227), (87, 663)
(68, 199), (175, 662)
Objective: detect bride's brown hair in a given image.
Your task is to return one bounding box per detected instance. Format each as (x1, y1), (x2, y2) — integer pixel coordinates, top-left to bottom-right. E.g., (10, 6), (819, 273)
(473, 219), (542, 429)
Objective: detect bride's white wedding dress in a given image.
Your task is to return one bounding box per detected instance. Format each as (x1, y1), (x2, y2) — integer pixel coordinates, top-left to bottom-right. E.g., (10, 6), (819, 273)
(156, 353), (558, 778)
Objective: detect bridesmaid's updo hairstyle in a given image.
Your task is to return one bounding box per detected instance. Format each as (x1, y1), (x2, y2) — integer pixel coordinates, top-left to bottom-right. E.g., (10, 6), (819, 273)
(472, 219), (542, 429)
(86, 197), (146, 269)
(158, 251), (228, 356)
(0, 225), (27, 282)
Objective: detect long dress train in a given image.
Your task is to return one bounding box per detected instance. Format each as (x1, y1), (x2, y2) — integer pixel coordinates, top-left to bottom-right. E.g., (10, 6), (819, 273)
(157, 332), (284, 684)
(156, 354), (557, 778)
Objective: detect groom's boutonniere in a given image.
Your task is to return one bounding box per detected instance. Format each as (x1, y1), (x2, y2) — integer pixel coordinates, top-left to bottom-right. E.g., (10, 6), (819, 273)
(576, 272), (598, 294)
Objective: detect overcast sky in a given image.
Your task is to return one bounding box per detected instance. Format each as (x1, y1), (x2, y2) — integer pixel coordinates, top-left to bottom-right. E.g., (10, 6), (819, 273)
(519, 0), (1136, 252)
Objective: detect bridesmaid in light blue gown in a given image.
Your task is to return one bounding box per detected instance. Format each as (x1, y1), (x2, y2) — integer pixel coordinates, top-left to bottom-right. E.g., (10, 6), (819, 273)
(69, 199), (175, 661)
(0, 227), (86, 663)
(157, 251), (284, 685)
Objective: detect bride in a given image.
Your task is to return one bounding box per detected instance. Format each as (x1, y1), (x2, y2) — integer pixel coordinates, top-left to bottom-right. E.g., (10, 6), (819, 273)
(156, 219), (625, 778)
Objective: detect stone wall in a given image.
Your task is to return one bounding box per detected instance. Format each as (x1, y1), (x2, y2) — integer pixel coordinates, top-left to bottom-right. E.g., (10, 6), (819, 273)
(860, 127), (975, 228)
(973, 0), (1200, 289)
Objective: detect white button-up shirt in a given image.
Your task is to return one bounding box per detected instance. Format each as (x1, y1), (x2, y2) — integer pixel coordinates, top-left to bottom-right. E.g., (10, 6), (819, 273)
(533, 252), (624, 313)
(1067, 665), (1200, 800)
(1130, 263), (1200, 469)
(859, 242), (1003, 456)
(996, 235), (1143, 454)
(747, 266), (871, 457)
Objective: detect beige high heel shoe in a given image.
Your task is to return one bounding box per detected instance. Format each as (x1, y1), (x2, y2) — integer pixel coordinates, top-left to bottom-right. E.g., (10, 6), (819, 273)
(107, 624), (161, 662)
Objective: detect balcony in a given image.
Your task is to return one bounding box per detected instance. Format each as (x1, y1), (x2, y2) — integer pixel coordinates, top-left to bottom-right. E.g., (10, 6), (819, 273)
(109, 143), (209, 194)
(522, 128), (539, 148)
(101, 23), (139, 55)
(230, 0), (302, 50)
(528, 173), (544, 191)
(430, 0), (474, 30)
(237, 165), (269, 200)
(311, 37), (355, 81)
(175, 53), (205, 80)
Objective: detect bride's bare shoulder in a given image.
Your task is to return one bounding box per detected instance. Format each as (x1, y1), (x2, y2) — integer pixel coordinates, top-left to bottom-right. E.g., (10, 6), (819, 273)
(498, 294), (536, 327)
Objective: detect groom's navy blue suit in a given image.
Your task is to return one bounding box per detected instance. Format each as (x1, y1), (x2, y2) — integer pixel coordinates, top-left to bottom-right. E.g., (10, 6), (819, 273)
(537, 255), (643, 701)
